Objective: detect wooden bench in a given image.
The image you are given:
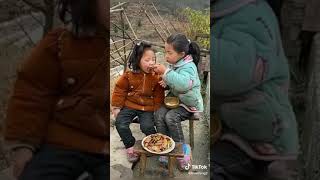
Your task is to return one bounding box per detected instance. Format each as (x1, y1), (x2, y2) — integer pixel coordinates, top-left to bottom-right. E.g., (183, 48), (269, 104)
(188, 113), (200, 149)
(133, 140), (184, 177)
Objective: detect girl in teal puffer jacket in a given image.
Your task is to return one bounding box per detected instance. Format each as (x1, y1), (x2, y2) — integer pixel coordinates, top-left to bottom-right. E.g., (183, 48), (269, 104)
(153, 33), (204, 171)
(211, 0), (298, 179)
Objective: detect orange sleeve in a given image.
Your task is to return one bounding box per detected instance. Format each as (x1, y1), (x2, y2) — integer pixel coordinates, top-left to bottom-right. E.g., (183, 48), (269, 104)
(5, 29), (64, 146)
(111, 73), (129, 108)
(153, 76), (165, 111)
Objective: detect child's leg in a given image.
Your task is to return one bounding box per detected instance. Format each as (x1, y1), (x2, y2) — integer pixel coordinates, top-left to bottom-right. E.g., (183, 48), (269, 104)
(137, 111), (157, 135)
(164, 107), (192, 143)
(115, 107), (138, 148)
(19, 145), (87, 180)
(154, 106), (170, 136)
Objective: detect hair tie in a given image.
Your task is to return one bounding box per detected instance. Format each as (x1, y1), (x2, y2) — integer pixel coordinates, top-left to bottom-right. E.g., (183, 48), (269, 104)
(137, 41), (141, 46)
(188, 39), (191, 44)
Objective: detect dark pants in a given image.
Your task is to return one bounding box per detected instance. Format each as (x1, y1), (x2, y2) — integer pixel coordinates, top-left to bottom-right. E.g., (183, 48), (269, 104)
(115, 107), (156, 148)
(19, 145), (109, 180)
(154, 106), (192, 143)
(211, 141), (271, 180)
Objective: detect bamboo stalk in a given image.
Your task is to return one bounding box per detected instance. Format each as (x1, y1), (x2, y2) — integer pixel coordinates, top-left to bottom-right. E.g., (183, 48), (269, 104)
(110, 39), (127, 45)
(144, 10), (165, 42)
(152, 3), (171, 35)
(149, 9), (168, 37)
(111, 37), (126, 62)
(111, 22), (134, 41)
(123, 10), (138, 40)
(110, 2), (127, 10)
(110, 8), (124, 13)
(110, 41), (133, 55)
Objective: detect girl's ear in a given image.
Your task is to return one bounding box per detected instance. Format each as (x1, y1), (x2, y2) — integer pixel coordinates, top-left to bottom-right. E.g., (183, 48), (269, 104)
(180, 51), (186, 58)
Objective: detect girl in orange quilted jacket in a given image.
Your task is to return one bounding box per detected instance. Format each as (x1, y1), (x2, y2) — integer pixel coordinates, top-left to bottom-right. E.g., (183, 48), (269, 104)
(111, 42), (164, 162)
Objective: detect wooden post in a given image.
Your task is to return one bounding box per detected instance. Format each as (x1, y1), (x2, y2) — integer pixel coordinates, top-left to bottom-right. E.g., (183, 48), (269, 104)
(140, 154), (147, 176)
(168, 156), (176, 178)
(189, 120), (194, 149)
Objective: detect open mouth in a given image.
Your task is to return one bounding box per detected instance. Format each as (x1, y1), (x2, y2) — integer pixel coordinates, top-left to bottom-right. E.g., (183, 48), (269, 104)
(147, 65), (156, 72)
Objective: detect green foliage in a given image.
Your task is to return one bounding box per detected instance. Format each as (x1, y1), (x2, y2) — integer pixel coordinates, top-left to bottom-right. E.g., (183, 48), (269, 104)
(181, 8), (210, 48)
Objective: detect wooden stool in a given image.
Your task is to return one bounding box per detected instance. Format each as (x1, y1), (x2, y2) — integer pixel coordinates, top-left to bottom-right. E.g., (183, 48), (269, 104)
(188, 113), (200, 149)
(133, 140), (184, 177)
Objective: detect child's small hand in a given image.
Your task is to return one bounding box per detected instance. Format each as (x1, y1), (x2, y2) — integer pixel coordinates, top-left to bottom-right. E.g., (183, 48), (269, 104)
(10, 148), (34, 178)
(153, 64), (167, 75)
(159, 80), (167, 88)
(112, 108), (121, 118)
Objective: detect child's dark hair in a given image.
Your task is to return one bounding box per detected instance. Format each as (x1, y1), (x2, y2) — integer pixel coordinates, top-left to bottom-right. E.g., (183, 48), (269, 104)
(58, 0), (97, 36)
(128, 42), (154, 71)
(166, 33), (201, 67)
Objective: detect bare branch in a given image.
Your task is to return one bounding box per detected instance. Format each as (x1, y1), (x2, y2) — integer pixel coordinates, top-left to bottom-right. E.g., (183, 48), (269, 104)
(15, 20), (36, 46)
(22, 0), (46, 13)
(14, 11), (36, 46)
(29, 11), (44, 27)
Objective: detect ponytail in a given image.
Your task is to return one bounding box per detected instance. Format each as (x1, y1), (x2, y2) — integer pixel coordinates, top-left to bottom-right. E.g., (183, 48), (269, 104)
(189, 41), (201, 67)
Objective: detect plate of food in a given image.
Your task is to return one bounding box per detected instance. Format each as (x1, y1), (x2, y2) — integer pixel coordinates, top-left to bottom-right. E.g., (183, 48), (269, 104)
(142, 133), (175, 154)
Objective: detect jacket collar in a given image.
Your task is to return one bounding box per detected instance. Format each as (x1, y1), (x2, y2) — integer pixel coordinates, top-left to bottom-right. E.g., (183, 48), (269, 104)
(172, 55), (193, 68)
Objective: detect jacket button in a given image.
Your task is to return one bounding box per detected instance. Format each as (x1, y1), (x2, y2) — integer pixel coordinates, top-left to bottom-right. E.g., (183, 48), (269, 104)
(66, 77), (76, 85)
(57, 99), (64, 106)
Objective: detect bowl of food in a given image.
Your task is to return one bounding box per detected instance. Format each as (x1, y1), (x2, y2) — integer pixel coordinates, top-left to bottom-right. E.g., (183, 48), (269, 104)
(164, 96), (180, 109)
(142, 133), (175, 154)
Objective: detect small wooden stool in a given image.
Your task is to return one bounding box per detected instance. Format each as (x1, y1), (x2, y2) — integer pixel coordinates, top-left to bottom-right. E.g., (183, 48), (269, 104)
(133, 140), (184, 177)
(188, 113), (200, 149)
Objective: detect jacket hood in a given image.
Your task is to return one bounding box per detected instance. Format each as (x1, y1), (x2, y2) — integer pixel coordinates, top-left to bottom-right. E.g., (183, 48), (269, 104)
(212, 0), (257, 18)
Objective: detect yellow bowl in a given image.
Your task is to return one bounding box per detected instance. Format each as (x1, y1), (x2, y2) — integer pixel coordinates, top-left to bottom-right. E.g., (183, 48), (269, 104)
(164, 97), (180, 109)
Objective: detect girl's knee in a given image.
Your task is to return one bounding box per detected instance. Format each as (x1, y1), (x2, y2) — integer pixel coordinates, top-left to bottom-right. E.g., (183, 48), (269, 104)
(155, 108), (167, 120)
(164, 110), (178, 123)
(115, 119), (128, 130)
(140, 124), (156, 135)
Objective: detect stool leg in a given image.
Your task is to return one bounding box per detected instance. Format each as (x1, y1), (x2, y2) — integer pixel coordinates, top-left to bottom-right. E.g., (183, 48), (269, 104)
(140, 154), (147, 176)
(189, 120), (194, 149)
(168, 156), (175, 177)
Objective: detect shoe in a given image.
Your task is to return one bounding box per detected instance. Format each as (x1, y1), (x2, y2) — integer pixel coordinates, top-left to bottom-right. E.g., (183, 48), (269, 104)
(177, 144), (192, 171)
(126, 147), (139, 162)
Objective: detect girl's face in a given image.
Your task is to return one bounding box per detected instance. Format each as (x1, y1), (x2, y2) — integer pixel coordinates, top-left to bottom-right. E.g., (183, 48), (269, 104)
(96, 0), (108, 29)
(165, 43), (185, 64)
(139, 49), (156, 73)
